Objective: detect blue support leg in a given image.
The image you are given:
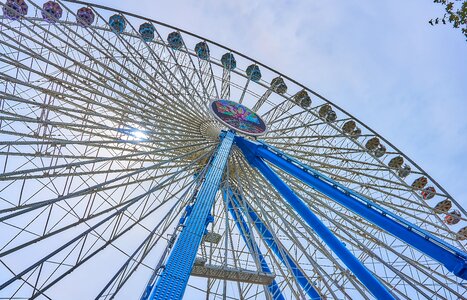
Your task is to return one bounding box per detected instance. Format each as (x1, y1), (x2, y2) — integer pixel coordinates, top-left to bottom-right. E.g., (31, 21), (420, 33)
(236, 137), (467, 280)
(148, 131), (235, 300)
(222, 188), (286, 300)
(236, 139), (395, 300)
(225, 188), (322, 300)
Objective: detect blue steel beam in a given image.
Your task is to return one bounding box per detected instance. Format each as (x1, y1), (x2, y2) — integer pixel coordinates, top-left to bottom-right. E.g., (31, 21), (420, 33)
(225, 188), (322, 300)
(236, 136), (467, 281)
(236, 137), (396, 300)
(148, 131), (235, 300)
(222, 188), (286, 300)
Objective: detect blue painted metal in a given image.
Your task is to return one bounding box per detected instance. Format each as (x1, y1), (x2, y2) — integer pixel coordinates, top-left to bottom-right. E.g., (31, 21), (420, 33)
(222, 188), (286, 300)
(225, 188), (321, 300)
(236, 137), (467, 280)
(236, 137), (395, 300)
(148, 131), (235, 300)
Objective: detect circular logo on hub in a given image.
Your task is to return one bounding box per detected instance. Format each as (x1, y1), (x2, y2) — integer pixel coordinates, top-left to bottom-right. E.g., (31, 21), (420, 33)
(209, 99), (267, 136)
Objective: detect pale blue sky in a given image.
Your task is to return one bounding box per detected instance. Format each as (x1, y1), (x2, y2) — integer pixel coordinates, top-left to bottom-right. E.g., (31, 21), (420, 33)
(1, 2), (466, 298)
(95, 0), (467, 206)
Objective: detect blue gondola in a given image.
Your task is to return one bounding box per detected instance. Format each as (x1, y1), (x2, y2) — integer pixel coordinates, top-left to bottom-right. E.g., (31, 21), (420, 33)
(139, 22), (155, 42)
(246, 64), (261, 82)
(221, 53), (236, 70)
(109, 14), (126, 34)
(167, 31), (183, 50)
(195, 42), (210, 60)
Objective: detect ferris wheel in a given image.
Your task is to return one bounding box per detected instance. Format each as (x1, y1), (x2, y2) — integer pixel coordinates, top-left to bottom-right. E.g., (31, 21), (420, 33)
(0, 1), (466, 299)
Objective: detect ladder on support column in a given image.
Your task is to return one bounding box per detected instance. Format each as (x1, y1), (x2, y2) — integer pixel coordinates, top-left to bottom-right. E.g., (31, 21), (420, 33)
(145, 131), (235, 300)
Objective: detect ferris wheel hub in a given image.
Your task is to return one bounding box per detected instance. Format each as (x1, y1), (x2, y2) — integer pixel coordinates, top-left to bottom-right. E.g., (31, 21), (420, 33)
(209, 99), (267, 136)
(199, 121), (222, 141)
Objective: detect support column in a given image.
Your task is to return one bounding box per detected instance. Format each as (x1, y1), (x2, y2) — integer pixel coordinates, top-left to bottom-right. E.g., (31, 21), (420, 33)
(236, 138), (395, 300)
(223, 188), (286, 300)
(149, 131), (235, 300)
(225, 188), (321, 300)
(242, 138), (467, 280)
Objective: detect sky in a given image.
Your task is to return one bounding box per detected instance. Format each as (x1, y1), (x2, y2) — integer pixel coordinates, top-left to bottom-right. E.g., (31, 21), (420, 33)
(94, 0), (467, 208)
